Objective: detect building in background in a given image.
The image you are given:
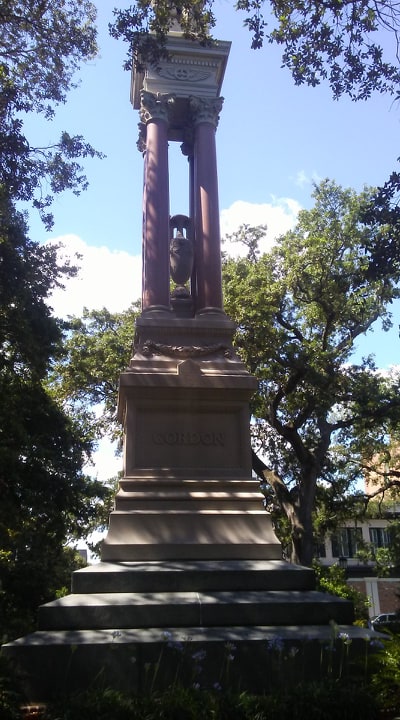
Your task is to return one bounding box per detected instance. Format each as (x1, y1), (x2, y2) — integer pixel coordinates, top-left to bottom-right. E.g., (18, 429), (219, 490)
(318, 461), (400, 618)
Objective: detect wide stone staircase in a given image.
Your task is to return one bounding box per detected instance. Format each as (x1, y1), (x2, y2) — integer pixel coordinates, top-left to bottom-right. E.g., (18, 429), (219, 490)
(4, 556), (366, 698)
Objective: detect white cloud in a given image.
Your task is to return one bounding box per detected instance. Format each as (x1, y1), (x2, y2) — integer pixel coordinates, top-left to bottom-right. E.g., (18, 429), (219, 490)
(46, 234), (142, 318)
(293, 170), (322, 189)
(220, 198), (301, 257)
(377, 364), (400, 380)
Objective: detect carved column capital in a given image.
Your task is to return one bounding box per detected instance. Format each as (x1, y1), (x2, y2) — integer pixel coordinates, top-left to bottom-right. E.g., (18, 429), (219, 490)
(139, 90), (174, 124)
(189, 96), (224, 127)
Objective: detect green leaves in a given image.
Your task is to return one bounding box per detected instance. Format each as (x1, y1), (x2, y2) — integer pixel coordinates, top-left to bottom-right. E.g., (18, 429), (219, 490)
(49, 304), (140, 444)
(265, 0), (400, 100)
(0, 0), (97, 115)
(0, 1), (102, 227)
(110, 0), (216, 72)
(0, 193), (110, 639)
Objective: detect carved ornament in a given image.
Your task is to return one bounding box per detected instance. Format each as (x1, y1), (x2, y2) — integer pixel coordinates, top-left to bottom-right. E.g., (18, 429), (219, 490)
(189, 96), (224, 127)
(141, 341), (232, 358)
(158, 66), (212, 83)
(139, 90), (175, 123)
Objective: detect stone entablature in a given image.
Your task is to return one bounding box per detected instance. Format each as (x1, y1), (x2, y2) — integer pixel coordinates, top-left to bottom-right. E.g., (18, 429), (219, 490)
(131, 35), (231, 110)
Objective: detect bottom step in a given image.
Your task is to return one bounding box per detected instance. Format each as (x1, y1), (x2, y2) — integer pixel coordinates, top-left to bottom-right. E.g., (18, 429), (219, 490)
(3, 625), (374, 700)
(71, 559), (316, 593)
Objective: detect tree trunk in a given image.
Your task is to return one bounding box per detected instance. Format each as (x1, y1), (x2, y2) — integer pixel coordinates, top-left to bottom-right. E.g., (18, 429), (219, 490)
(252, 451), (317, 567)
(290, 509), (315, 566)
(289, 478), (317, 566)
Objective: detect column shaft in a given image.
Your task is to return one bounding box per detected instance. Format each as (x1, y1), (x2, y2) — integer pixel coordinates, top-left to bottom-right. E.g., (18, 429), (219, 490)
(188, 151), (197, 302)
(142, 117), (170, 311)
(190, 96), (224, 313)
(194, 121), (223, 312)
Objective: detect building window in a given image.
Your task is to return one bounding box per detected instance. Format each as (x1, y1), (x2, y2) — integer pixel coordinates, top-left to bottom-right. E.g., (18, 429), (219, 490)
(331, 528), (363, 558)
(369, 527), (390, 549)
(314, 539), (326, 558)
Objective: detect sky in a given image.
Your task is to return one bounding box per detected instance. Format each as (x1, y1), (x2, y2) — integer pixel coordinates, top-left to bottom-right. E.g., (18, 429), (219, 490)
(21, 0), (400, 483)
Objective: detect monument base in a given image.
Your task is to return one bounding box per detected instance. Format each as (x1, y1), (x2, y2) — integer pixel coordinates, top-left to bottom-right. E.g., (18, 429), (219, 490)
(3, 559), (362, 700)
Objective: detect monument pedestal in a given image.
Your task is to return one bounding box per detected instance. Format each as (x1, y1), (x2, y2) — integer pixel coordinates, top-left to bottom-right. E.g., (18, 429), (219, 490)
(102, 314), (281, 562)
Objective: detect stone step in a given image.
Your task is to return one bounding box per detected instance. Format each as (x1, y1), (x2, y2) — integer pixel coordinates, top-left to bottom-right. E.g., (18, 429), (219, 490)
(101, 511), (283, 562)
(2, 624), (372, 699)
(38, 590), (354, 631)
(115, 482), (263, 507)
(115, 477), (265, 510)
(114, 499), (263, 511)
(72, 560), (316, 594)
(118, 478), (261, 491)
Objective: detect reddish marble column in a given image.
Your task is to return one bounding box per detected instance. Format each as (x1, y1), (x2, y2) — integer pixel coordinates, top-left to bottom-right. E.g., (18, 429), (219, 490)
(191, 97), (224, 313)
(186, 145), (197, 301)
(140, 91), (172, 312)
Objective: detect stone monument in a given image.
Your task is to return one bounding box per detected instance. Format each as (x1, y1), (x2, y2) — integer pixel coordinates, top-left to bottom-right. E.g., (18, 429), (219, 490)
(100, 31), (282, 562)
(3, 23), (364, 699)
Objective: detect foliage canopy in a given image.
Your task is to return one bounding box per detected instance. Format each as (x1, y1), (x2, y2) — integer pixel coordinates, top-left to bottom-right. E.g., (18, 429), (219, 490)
(49, 304), (140, 445)
(0, 193), (110, 638)
(0, 0), (102, 227)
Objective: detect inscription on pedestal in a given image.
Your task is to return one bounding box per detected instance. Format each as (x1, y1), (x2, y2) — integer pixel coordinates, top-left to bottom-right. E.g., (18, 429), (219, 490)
(130, 408), (243, 473)
(153, 431), (225, 446)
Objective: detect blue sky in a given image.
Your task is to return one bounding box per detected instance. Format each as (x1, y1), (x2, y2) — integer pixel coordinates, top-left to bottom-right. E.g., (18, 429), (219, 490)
(23, 1), (400, 373)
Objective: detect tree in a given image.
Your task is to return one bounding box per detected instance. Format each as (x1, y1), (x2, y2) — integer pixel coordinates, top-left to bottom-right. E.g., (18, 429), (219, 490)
(222, 179), (400, 565)
(1, 0), (102, 228)
(49, 304), (140, 445)
(0, 2), (112, 639)
(313, 563), (370, 624)
(110, 0), (400, 101)
(0, 192), (110, 639)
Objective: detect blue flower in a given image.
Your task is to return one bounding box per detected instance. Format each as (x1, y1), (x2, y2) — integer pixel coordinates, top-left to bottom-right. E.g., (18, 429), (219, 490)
(224, 642), (236, 652)
(267, 638), (284, 652)
(192, 649), (207, 662)
(288, 646), (299, 657)
(168, 639), (184, 652)
(338, 632), (352, 646)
